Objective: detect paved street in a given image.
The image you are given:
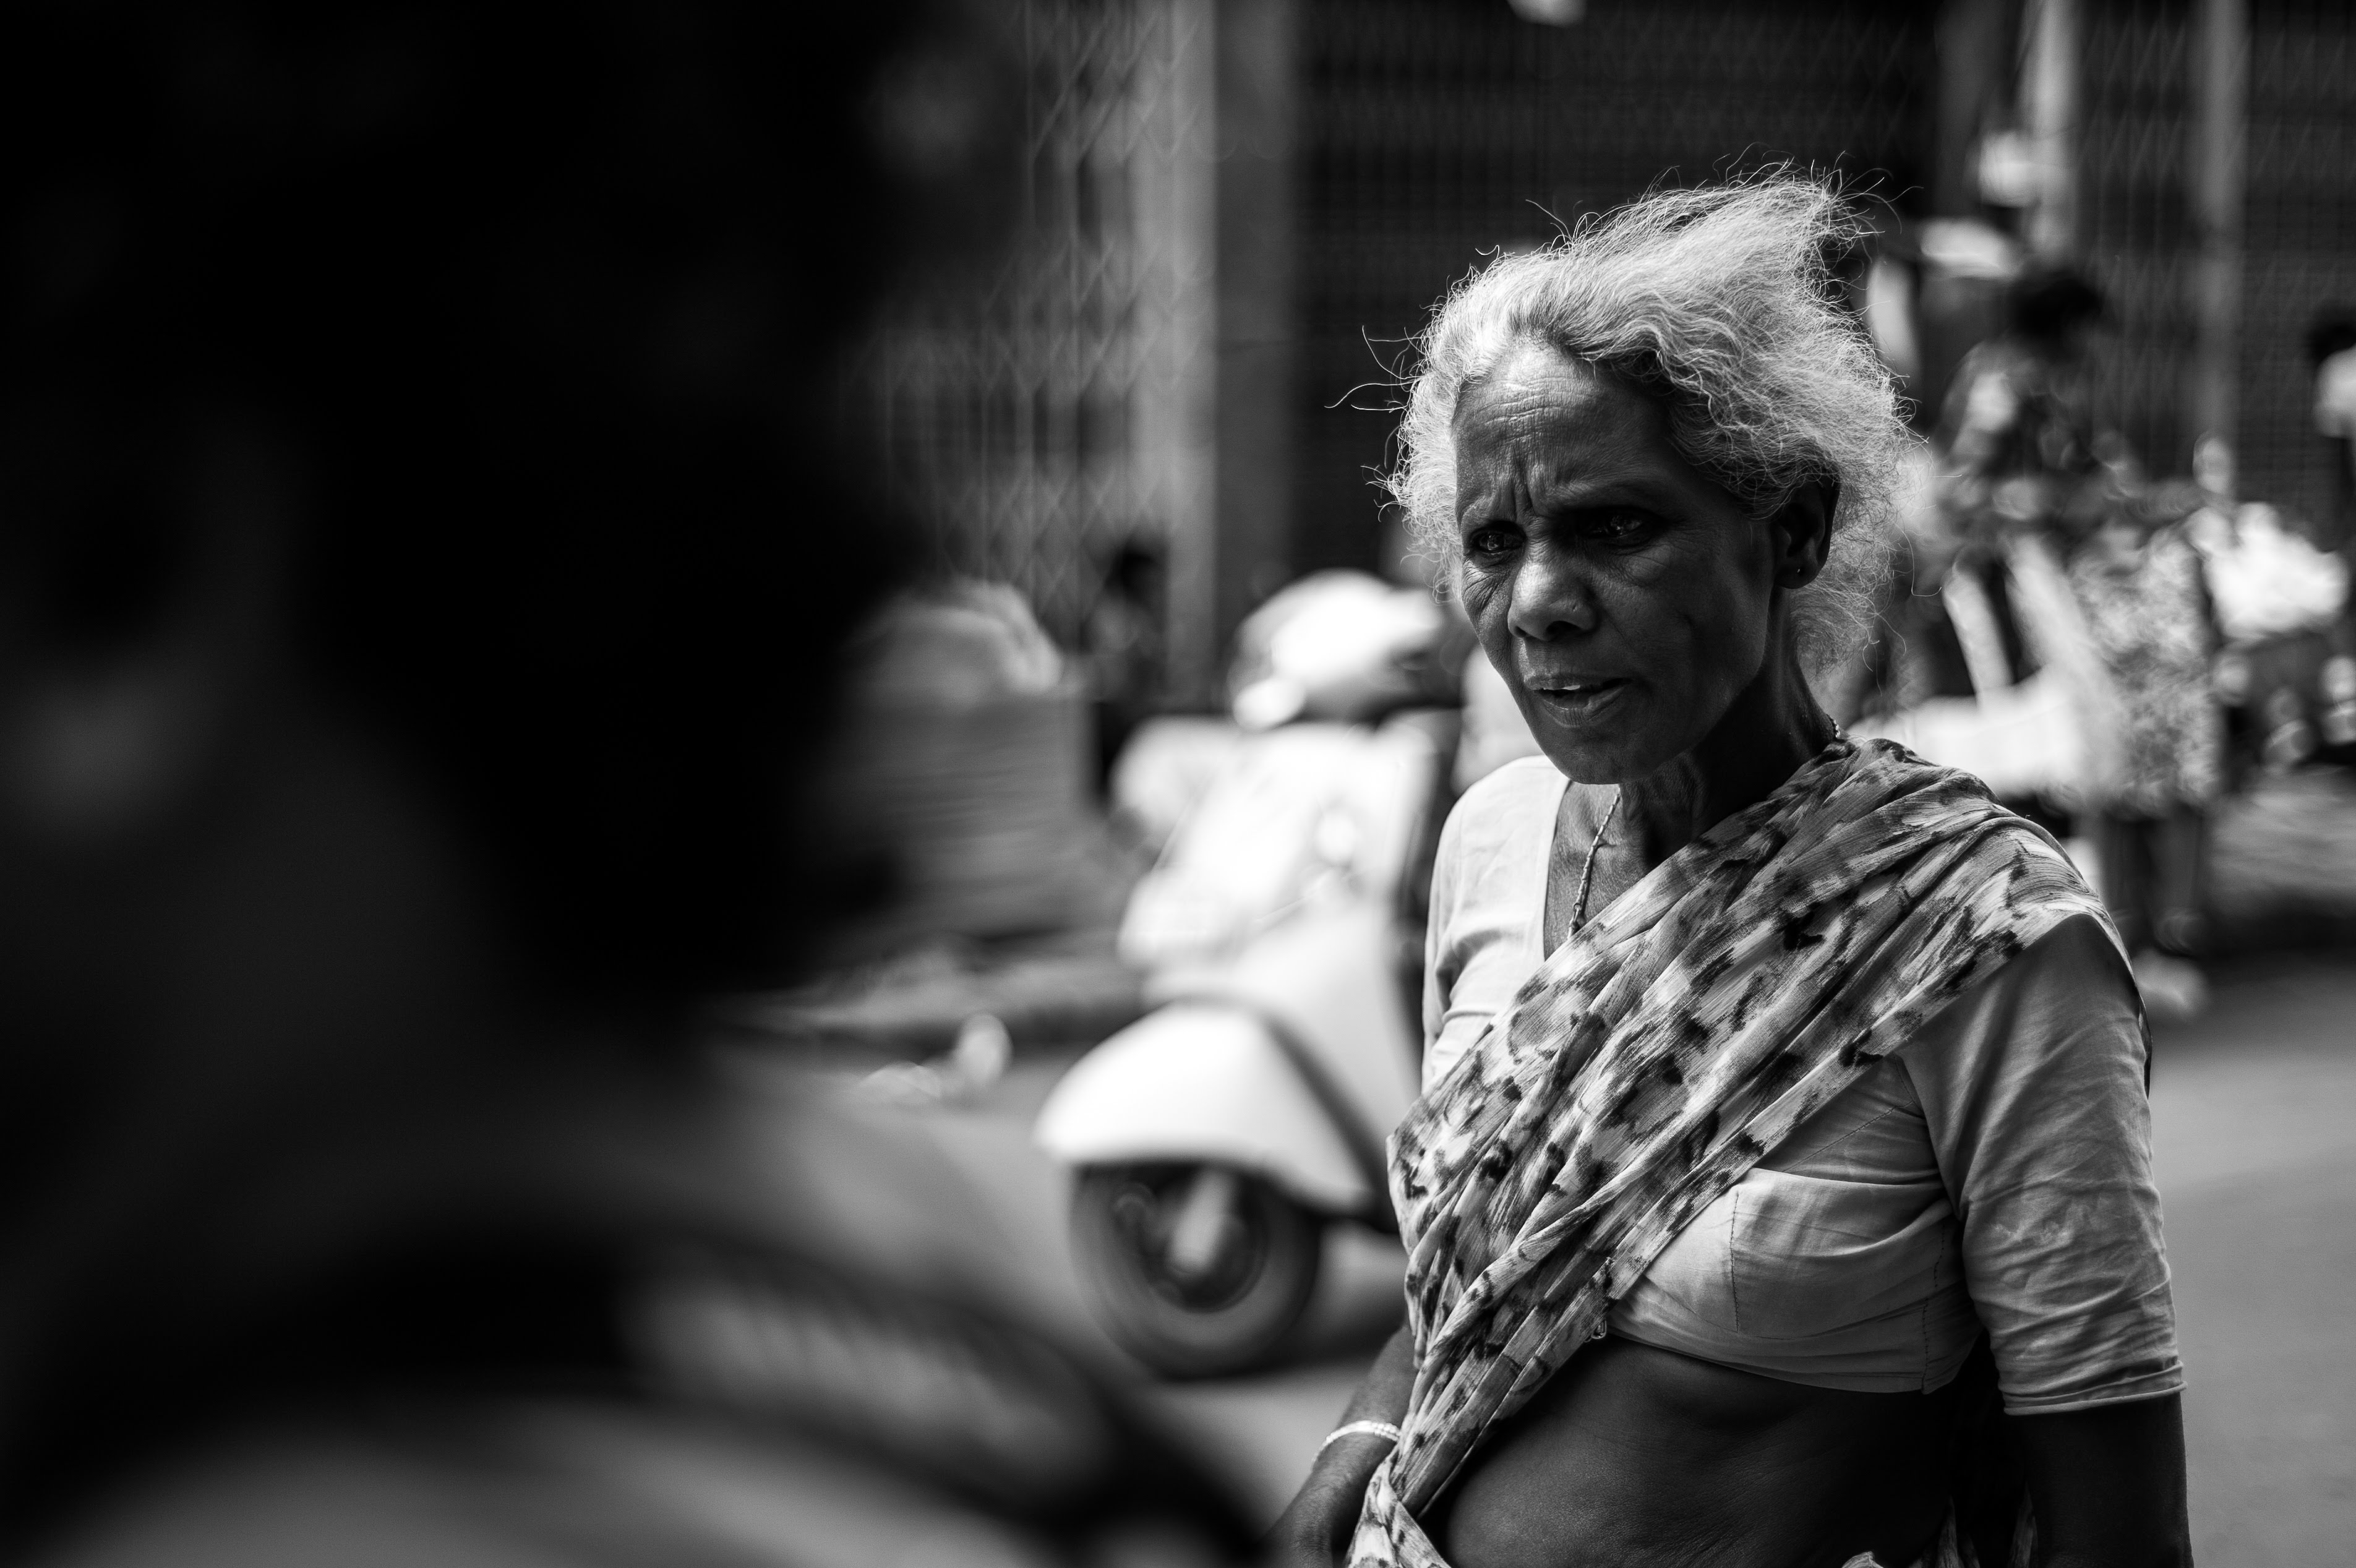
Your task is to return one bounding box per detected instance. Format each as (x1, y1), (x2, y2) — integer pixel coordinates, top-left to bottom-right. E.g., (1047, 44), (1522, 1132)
(2148, 956), (2356, 1565)
(886, 952), (2356, 1556)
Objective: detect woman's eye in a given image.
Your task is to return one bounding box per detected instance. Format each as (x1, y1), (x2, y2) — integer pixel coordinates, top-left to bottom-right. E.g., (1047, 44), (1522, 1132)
(1465, 525), (1519, 559)
(1588, 512), (1653, 543)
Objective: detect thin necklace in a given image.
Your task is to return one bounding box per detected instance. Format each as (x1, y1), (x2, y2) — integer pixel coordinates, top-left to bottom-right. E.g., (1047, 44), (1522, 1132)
(1571, 789), (1622, 933)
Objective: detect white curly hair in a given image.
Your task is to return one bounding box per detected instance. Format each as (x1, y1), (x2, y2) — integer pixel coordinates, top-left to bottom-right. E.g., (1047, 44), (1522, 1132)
(1387, 175), (1916, 672)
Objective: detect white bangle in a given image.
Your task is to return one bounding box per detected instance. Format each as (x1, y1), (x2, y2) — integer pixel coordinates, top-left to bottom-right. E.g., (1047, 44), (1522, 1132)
(1318, 1420), (1402, 1455)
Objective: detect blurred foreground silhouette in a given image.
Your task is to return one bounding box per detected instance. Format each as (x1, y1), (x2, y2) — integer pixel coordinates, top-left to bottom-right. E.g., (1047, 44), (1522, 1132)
(0, 4), (1247, 1564)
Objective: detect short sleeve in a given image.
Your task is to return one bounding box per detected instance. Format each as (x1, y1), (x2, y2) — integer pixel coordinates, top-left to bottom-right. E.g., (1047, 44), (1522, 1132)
(1900, 912), (2183, 1415)
(1420, 806), (1462, 1065)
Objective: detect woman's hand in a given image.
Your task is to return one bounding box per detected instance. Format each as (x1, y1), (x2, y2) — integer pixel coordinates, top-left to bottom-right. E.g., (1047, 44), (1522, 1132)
(2015, 1392), (2192, 1568)
(1261, 1326), (1415, 1566)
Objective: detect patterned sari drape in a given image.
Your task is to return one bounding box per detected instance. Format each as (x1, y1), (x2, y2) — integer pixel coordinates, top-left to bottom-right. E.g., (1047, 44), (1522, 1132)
(1350, 739), (2118, 1567)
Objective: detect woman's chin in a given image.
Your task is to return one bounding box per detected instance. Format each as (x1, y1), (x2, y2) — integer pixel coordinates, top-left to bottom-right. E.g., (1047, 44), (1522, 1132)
(1530, 729), (1660, 787)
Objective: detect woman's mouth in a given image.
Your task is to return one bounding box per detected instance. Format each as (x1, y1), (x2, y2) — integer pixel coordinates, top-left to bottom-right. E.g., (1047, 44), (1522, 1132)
(1526, 677), (1630, 720)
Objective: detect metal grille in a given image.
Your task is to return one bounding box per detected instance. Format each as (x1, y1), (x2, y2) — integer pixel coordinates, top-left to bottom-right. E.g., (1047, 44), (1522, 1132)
(1295, 0), (1937, 575)
(858, 0), (2356, 662)
(2081, 0), (2356, 515)
(2080, 0), (2193, 483)
(2240, 0), (2356, 520)
(858, 0), (1210, 650)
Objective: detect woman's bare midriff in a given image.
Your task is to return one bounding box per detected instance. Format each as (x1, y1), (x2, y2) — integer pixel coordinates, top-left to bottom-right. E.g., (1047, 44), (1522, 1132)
(1425, 1337), (1957, 1568)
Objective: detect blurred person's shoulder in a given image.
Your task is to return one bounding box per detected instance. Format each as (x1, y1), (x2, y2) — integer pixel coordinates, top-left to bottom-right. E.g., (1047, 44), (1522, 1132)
(32, 1267), (1249, 1568)
(31, 1160), (1255, 1568)
(30, 1405), (1211, 1568)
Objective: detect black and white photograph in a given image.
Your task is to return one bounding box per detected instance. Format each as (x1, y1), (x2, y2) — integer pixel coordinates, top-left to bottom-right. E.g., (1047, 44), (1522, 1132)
(0, 1), (2349, 1564)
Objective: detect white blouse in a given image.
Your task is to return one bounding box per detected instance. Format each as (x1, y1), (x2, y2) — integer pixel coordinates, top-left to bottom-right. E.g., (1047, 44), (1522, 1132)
(1421, 758), (2183, 1411)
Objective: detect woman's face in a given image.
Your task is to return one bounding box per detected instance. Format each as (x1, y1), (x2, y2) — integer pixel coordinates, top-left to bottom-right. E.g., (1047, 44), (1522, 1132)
(1451, 341), (1786, 784)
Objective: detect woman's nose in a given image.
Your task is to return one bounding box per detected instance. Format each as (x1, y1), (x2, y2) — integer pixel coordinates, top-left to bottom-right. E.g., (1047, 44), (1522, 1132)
(1504, 542), (1596, 642)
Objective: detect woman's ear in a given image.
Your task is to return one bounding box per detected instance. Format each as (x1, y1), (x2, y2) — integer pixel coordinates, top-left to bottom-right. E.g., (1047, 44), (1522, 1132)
(1771, 479), (1838, 590)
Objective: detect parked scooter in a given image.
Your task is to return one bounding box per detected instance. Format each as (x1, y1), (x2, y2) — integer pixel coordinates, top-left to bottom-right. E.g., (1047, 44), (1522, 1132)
(1035, 573), (1452, 1377)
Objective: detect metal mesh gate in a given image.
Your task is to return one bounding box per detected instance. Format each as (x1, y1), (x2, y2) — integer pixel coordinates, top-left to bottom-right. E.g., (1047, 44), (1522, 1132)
(2080, 1), (2194, 486)
(857, 0), (1211, 651)
(2238, 0), (2356, 521)
(2073, 0), (2356, 516)
(856, 0), (2355, 667)
(1293, 0), (1938, 576)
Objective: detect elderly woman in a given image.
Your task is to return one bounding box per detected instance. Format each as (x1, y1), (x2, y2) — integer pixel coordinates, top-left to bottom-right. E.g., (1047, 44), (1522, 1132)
(1271, 182), (2187, 1568)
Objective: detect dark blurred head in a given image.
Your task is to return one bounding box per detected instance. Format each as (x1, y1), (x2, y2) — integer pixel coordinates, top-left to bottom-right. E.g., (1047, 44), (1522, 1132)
(2005, 265), (2105, 349)
(0, 2), (1014, 1021)
(0, 0), (1022, 1528)
(2307, 307), (2356, 367)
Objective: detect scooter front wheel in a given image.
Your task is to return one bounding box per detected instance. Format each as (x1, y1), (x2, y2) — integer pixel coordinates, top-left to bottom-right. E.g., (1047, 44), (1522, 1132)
(1071, 1163), (1321, 1379)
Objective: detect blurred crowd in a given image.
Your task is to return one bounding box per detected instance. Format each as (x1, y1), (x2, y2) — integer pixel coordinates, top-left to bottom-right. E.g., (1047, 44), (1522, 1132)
(1841, 263), (2353, 1017)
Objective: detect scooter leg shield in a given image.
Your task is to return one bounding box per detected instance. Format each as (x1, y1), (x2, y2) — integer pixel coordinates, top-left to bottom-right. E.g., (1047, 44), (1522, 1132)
(1034, 1003), (1372, 1215)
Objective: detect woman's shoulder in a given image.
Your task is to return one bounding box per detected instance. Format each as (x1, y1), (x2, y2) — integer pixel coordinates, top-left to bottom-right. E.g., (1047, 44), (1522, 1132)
(1442, 756), (1566, 855)
(1844, 747), (2094, 889)
(1985, 905), (2136, 1001)
(1898, 906), (2141, 1098)
(1429, 757), (1564, 932)
(1862, 789), (2134, 1068)
(1954, 812), (2127, 985)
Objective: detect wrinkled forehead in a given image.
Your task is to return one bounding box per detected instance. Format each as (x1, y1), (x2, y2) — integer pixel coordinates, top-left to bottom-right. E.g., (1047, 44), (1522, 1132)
(1449, 338), (1668, 463)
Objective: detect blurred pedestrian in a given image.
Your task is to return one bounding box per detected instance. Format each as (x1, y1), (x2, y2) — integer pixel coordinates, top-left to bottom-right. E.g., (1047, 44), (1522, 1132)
(1844, 267), (2116, 825)
(0, 5), (1248, 1565)
(2310, 307), (2356, 551)
(1930, 267), (2220, 1006)
(1082, 541), (1168, 789)
(1269, 180), (2187, 1568)
(1916, 265), (2112, 734)
(2065, 482), (2223, 986)
(1937, 266), (2109, 531)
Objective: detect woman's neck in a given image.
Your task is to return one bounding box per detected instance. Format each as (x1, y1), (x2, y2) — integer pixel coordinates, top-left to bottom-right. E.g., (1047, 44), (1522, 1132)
(1615, 643), (1835, 869)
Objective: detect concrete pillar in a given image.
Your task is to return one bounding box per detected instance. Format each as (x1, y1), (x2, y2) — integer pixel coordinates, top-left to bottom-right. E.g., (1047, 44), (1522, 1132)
(1933, 0), (2015, 218)
(1154, 0), (1222, 707)
(1156, 0), (1297, 707)
(2021, 0), (2080, 259)
(1210, 0), (1297, 682)
(2188, 0), (2248, 468)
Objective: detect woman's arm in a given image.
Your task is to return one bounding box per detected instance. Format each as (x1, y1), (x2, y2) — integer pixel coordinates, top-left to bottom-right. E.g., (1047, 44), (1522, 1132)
(1906, 917), (2191, 1562)
(1262, 1325), (1415, 1566)
(2014, 1394), (2192, 1568)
